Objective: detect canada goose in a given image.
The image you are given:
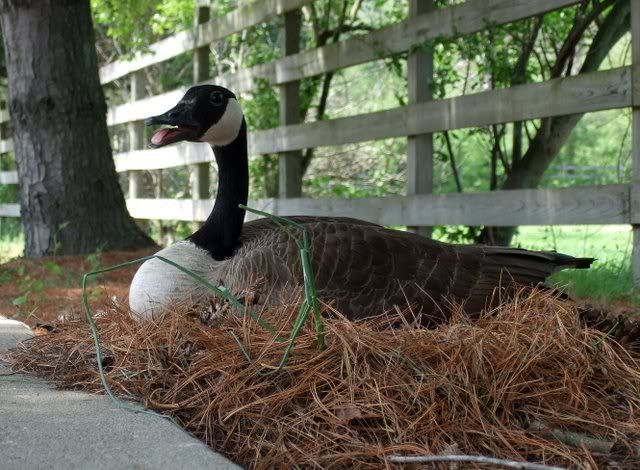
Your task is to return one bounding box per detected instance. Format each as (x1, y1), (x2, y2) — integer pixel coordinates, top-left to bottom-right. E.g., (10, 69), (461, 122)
(129, 85), (593, 324)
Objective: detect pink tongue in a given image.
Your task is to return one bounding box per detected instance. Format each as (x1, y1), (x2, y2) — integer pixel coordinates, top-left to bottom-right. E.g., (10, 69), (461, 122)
(151, 128), (173, 146)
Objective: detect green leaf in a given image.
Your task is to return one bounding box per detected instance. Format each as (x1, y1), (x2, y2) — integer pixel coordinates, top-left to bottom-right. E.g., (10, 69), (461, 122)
(12, 294), (27, 306)
(44, 261), (63, 276)
(32, 279), (45, 292)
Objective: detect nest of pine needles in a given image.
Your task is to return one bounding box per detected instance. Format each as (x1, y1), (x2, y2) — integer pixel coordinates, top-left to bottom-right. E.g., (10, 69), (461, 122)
(7, 288), (640, 469)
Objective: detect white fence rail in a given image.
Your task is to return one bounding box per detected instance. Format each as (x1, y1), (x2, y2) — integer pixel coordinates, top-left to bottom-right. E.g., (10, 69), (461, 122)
(3, 184), (634, 227)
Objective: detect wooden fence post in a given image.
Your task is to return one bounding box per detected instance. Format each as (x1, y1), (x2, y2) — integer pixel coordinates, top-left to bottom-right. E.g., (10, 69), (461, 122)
(278, 10), (303, 198)
(632, 0), (640, 289)
(128, 71), (146, 198)
(191, 1), (211, 227)
(407, 0), (434, 237)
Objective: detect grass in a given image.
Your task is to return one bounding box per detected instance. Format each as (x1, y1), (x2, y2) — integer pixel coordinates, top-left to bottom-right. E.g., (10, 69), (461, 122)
(513, 225), (633, 303)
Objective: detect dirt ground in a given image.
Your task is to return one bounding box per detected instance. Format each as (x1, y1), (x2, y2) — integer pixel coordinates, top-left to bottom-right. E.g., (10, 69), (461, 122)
(0, 249), (155, 328)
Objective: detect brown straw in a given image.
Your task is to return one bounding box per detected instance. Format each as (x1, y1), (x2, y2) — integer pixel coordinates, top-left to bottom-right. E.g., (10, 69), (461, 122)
(8, 288), (640, 469)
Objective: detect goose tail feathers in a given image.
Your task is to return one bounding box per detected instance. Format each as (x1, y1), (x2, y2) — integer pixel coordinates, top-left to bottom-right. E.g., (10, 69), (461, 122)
(552, 253), (595, 270)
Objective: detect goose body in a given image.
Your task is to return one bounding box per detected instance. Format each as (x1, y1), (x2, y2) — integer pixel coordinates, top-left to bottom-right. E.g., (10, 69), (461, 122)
(130, 85), (593, 323)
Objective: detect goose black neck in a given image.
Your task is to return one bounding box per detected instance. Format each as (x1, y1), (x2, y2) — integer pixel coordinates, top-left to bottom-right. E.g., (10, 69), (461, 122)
(188, 119), (248, 260)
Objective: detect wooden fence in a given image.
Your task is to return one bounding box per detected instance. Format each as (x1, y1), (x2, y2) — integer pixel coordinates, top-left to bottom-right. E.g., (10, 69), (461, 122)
(1, 0), (639, 283)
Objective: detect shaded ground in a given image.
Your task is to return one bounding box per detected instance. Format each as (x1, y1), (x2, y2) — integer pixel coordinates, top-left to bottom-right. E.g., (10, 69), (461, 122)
(0, 249), (155, 327)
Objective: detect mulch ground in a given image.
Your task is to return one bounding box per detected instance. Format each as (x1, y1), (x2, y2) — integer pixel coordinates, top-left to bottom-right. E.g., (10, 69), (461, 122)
(0, 249), (154, 327)
(3, 251), (640, 468)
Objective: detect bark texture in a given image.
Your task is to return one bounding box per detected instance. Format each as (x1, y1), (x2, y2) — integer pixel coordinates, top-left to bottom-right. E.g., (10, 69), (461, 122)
(0, 0), (154, 256)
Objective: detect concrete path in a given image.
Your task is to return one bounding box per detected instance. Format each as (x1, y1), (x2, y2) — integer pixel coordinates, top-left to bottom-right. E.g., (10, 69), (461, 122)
(0, 316), (33, 351)
(0, 316), (240, 470)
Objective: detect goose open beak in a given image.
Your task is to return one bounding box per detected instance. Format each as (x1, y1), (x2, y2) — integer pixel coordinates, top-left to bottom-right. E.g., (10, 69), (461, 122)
(146, 105), (200, 148)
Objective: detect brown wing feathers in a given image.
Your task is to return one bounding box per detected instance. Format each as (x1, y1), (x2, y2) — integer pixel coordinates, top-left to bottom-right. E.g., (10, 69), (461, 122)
(453, 246), (593, 315)
(230, 217), (593, 324)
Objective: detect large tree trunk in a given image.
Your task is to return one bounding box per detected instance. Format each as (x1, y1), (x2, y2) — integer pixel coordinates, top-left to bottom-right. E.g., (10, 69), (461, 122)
(479, 0), (630, 246)
(0, 0), (154, 256)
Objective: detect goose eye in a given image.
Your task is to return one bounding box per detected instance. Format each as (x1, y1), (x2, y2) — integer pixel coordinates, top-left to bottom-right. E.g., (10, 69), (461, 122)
(210, 91), (224, 106)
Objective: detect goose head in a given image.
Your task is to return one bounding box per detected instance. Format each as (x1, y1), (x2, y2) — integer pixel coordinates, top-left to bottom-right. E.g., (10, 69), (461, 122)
(145, 85), (244, 148)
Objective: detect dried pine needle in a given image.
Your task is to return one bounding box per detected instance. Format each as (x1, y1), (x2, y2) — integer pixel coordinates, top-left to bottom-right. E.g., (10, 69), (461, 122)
(9, 289), (640, 469)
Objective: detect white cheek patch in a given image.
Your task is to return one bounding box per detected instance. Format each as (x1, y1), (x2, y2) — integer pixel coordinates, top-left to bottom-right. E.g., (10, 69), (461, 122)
(199, 98), (244, 146)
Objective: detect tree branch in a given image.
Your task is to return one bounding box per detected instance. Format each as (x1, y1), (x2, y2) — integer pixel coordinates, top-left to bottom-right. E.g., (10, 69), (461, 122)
(301, 0), (351, 175)
(551, 0), (616, 78)
(513, 16), (543, 85)
(443, 131), (463, 192)
(306, 3), (320, 41)
(349, 0), (363, 20)
(387, 454), (564, 470)
(512, 17), (542, 163)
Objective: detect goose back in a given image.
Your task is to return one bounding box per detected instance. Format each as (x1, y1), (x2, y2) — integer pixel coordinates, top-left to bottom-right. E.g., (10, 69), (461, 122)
(218, 217), (592, 324)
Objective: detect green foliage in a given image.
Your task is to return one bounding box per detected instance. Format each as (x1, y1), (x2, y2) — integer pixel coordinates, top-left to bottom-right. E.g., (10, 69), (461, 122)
(0, 218), (23, 262)
(552, 262), (634, 303)
(0, 183), (16, 204)
(11, 263), (45, 317)
(433, 225), (482, 244)
(542, 109), (632, 187)
(513, 225), (634, 303)
(303, 138), (406, 199)
(241, 80), (279, 131)
(91, 0), (194, 54)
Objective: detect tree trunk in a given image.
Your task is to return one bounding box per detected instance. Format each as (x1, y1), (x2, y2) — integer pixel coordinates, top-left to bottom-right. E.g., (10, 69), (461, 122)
(0, 0), (154, 256)
(478, 0), (630, 246)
